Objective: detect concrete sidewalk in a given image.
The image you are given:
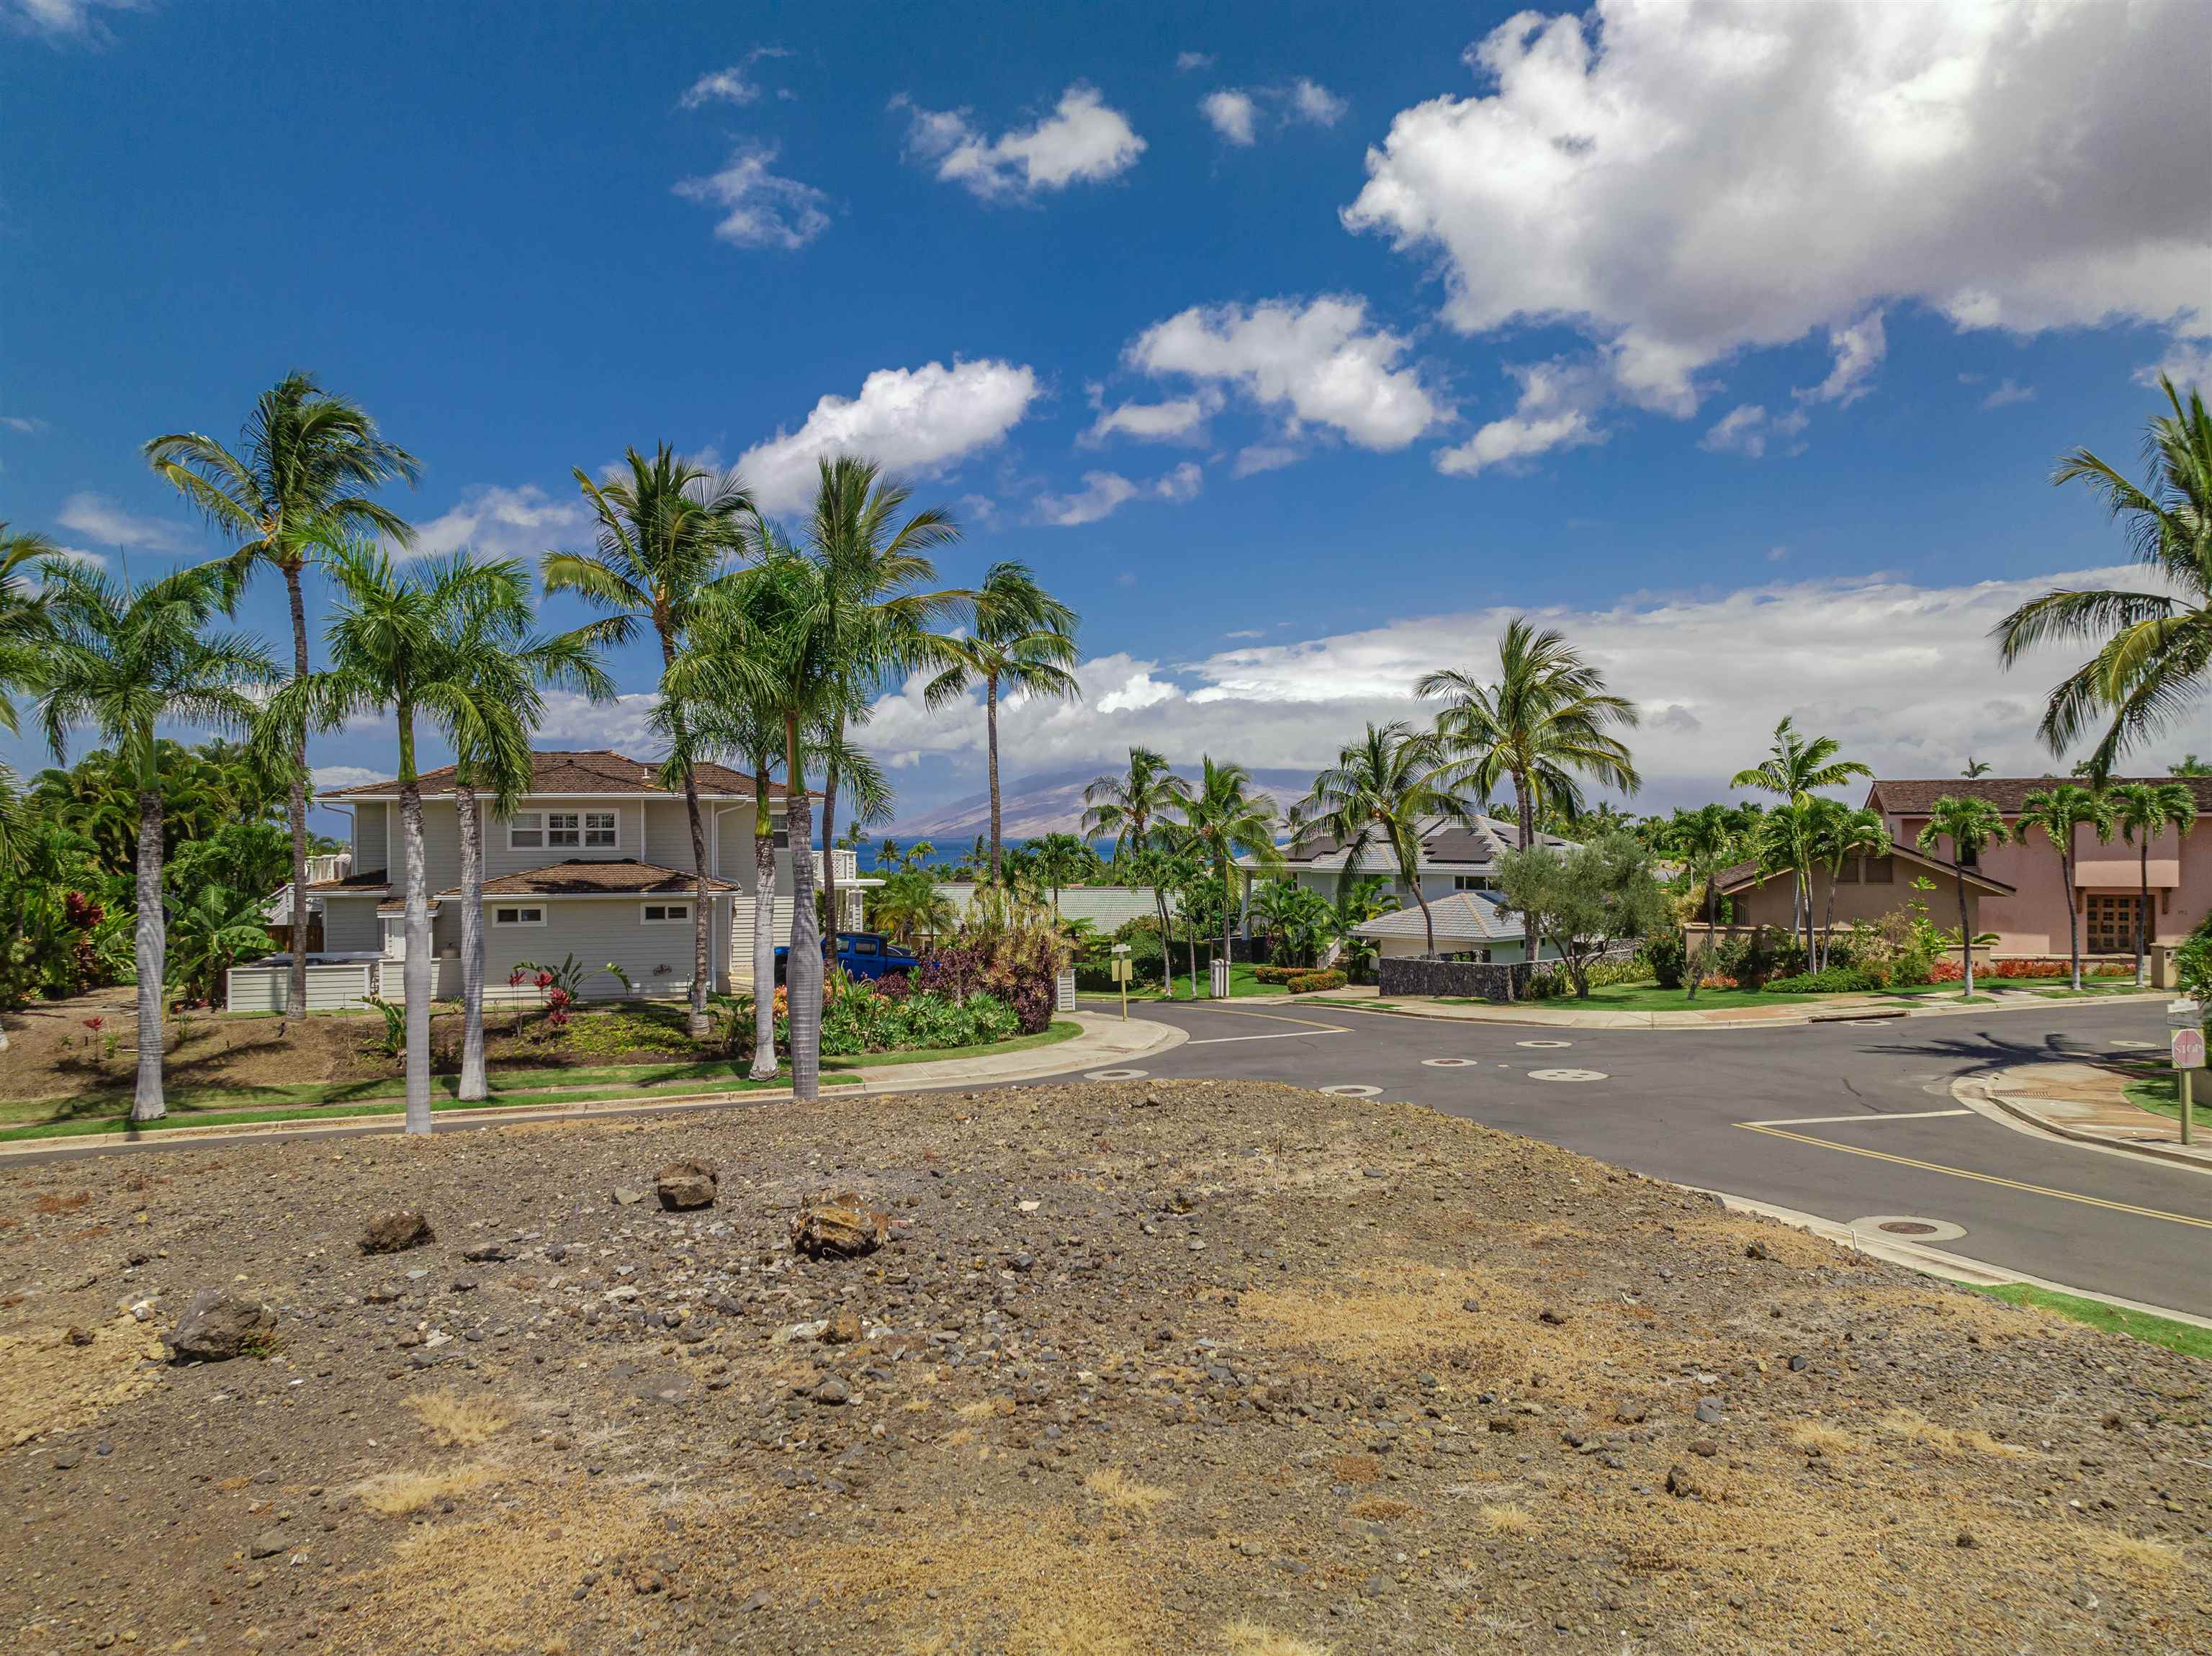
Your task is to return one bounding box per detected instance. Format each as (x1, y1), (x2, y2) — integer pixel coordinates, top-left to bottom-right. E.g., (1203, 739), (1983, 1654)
(1282, 982), (2167, 1032)
(0, 1009), (1185, 1158)
(1967, 1061), (2212, 1171)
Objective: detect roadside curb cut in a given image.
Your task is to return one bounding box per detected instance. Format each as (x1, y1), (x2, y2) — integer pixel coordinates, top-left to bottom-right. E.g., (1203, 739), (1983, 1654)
(1952, 1069), (2212, 1176)
(0, 1010), (1185, 1160)
(1704, 1189), (2212, 1333)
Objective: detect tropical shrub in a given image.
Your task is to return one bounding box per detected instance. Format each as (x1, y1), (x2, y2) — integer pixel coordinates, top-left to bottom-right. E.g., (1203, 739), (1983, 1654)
(719, 979), (1020, 1058)
(1927, 957), (2136, 982)
(1645, 928), (1687, 989)
(1764, 966), (1887, 994)
(2176, 914), (2212, 1007)
(1284, 969), (1346, 992)
(1251, 964), (1305, 986)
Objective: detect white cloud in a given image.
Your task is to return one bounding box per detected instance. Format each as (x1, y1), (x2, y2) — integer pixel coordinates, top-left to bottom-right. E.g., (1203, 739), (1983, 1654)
(310, 765), (385, 792)
(1233, 444), (1300, 477)
(673, 145), (830, 249)
(2136, 341), (2210, 391)
(1701, 404), (1770, 459)
(1033, 462), (1202, 527)
(1346, 0), (2208, 444)
(1979, 378), (2036, 410)
(1200, 89), (1258, 146)
(739, 359), (1040, 518)
(1289, 78), (1347, 126)
(897, 84), (1145, 199)
(1799, 312), (1887, 407)
(678, 48), (788, 109)
(1083, 390), (1217, 446)
(1202, 79), (1347, 145)
(1129, 295), (1450, 451)
(526, 690), (669, 755)
(55, 490), (196, 552)
(408, 483), (591, 562)
(1433, 358), (1604, 475)
(854, 563), (2200, 801)
(1176, 51), (1215, 73)
(5, 0), (146, 41)
(0, 415), (43, 434)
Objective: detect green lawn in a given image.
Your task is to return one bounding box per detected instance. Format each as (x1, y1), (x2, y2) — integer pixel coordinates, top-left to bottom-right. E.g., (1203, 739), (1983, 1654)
(2121, 1069), (2207, 1128)
(1975, 1283), (2212, 1359)
(0, 1020), (1079, 1143)
(2028, 981), (2152, 999)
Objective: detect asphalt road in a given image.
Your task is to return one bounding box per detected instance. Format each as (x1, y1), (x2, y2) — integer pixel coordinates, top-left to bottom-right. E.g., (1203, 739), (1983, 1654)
(1062, 995), (2212, 1318)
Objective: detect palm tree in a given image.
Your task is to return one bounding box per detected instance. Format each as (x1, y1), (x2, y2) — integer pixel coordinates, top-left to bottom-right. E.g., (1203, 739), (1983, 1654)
(2108, 780), (2198, 985)
(801, 457), (963, 946)
(544, 446), (752, 1037)
(266, 545), (540, 1130)
(441, 600), (611, 1101)
(923, 561), (1080, 883)
(1300, 721), (1469, 958)
(165, 883), (276, 1008)
(35, 560), (274, 1121)
(1730, 717), (1874, 962)
(1, 523), (63, 729)
(1178, 757), (1282, 981)
(872, 866), (956, 946)
(1419, 618), (1640, 962)
(2013, 783), (2116, 991)
(1082, 746), (1190, 993)
(1961, 757), (1992, 778)
(1029, 831), (1090, 914)
(1656, 802), (1744, 927)
(1810, 804), (1891, 970)
(1996, 377), (2211, 777)
(146, 375), (419, 1019)
(1915, 796), (2010, 997)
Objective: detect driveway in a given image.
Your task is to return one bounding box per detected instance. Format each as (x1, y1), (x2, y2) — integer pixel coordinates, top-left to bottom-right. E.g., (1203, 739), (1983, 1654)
(1061, 995), (2212, 1318)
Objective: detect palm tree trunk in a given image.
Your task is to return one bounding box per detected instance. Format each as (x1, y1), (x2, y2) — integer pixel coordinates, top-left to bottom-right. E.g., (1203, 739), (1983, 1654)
(662, 636), (714, 1038)
(1821, 868), (1838, 973)
(986, 677), (1004, 886)
(1154, 888), (1173, 994)
(2136, 838), (2149, 988)
(1956, 874), (1976, 999)
(1186, 909), (1198, 999)
(398, 761), (433, 1134)
(283, 560), (311, 1019)
(1220, 860), (1236, 989)
(1514, 773), (1535, 988)
(750, 758), (778, 1081)
(454, 780), (487, 1101)
(131, 778), (166, 1122)
(2064, 848), (2082, 991)
(821, 752), (840, 963)
(783, 714), (822, 1102)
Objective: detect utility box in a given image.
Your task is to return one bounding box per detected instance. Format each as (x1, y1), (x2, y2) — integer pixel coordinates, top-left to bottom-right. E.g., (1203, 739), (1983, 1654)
(1210, 958), (1230, 999)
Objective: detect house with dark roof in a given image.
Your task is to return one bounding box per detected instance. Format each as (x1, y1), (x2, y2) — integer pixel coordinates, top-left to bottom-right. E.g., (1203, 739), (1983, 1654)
(1708, 775), (2212, 973)
(1245, 814), (1578, 904)
(235, 750), (868, 1008)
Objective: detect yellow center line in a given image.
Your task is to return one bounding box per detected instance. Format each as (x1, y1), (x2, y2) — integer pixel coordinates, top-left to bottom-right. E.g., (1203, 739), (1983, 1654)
(1167, 1002), (1354, 1033)
(1736, 1122), (2212, 1230)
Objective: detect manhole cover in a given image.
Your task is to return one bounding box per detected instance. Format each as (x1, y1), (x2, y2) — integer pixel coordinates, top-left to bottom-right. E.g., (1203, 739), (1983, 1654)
(1085, 1068), (1148, 1081)
(1518, 1039), (1573, 1048)
(1853, 1215), (1967, 1243)
(2108, 1039), (2160, 1050)
(1421, 1057), (1478, 1068)
(1321, 1084), (1383, 1097)
(1527, 1068), (1608, 1083)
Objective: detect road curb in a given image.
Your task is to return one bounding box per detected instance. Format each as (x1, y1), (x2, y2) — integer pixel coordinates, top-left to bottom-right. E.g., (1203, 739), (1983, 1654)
(1704, 1189), (2212, 1333)
(1279, 987), (2169, 1033)
(0, 1011), (1184, 1161)
(1952, 1070), (2212, 1176)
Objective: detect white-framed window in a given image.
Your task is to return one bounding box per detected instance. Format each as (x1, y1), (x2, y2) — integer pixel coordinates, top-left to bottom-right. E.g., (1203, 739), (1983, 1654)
(641, 902), (691, 924)
(507, 811), (544, 850)
(547, 809), (618, 849)
(1453, 875), (1494, 892)
(493, 905), (546, 927)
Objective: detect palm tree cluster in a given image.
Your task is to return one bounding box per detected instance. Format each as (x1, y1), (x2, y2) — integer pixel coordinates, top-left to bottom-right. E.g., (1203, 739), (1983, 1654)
(0, 379), (1086, 1122)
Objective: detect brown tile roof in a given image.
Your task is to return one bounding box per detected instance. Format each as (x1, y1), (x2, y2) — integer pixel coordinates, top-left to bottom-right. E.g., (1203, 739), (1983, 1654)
(461, 859), (737, 897)
(305, 868), (390, 892)
(1713, 841), (2014, 896)
(1868, 777), (2212, 815)
(320, 750), (786, 802)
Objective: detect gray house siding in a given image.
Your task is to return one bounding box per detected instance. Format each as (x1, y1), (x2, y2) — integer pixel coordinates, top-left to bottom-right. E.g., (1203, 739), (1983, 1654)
(322, 896), (381, 953)
(485, 896), (732, 999)
(354, 803), (388, 875)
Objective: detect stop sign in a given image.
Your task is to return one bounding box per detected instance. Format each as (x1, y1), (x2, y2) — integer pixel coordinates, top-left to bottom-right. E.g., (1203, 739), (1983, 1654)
(2175, 1027), (2208, 1071)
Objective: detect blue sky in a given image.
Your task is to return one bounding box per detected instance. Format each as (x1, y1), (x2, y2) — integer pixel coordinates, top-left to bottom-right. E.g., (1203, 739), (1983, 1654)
(4, 0), (2207, 829)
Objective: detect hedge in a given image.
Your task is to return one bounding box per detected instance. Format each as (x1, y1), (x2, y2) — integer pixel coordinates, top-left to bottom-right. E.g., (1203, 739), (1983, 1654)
(1285, 969), (1346, 993)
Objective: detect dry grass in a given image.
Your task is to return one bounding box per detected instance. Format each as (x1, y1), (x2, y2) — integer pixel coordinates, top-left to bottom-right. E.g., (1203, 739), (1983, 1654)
(1877, 1408), (2033, 1459)
(1786, 1420), (1861, 1457)
(31, 1192), (91, 1215)
(404, 1390), (514, 1449)
(353, 1464), (498, 1517)
(1008, 1606), (1141, 1656)
(1222, 1622), (1333, 1656)
(0, 1318), (165, 1448)
(2081, 1529), (2189, 1580)
(1326, 1453), (1380, 1485)
(1346, 1495), (1421, 1521)
(1083, 1467), (1174, 1515)
(1476, 1503), (1532, 1536)
(956, 1398), (1007, 1422)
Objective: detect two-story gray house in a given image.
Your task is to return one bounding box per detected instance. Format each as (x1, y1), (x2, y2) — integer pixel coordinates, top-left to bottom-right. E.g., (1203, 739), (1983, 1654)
(228, 749), (863, 1011)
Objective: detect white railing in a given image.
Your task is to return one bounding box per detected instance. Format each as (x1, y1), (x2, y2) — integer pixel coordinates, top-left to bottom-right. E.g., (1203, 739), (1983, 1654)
(813, 848), (858, 885)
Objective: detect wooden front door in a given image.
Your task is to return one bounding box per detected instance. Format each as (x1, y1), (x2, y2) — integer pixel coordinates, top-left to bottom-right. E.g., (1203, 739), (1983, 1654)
(2085, 894), (2141, 955)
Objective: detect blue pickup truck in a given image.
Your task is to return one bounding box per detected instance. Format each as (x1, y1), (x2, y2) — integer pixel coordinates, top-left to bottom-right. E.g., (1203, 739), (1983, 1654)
(773, 932), (920, 984)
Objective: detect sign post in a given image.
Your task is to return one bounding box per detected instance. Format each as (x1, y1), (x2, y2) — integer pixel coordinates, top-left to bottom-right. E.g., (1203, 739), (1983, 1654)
(1110, 945), (1132, 1022)
(2169, 1000), (2203, 1146)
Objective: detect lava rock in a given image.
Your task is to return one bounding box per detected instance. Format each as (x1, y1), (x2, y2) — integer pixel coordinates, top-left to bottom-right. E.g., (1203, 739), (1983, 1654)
(358, 1210), (434, 1255)
(790, 1192), (890, 1260)
(655, 1161), (719, 1212)
(168, 1289), (276, 1363)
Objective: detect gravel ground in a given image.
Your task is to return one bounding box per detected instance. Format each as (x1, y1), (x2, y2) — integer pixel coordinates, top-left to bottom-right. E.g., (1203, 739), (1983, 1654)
(1, 1079), (2208, 1655)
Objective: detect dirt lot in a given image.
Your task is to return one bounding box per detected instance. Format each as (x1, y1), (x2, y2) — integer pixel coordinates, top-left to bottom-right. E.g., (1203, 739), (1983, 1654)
(0, 995), (706, 1104)
(1, 1081), (2207, 1655)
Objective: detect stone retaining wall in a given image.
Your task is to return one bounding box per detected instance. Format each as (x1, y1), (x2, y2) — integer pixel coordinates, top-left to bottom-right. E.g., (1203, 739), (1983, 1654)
(1377, 955), (1534, 1002)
